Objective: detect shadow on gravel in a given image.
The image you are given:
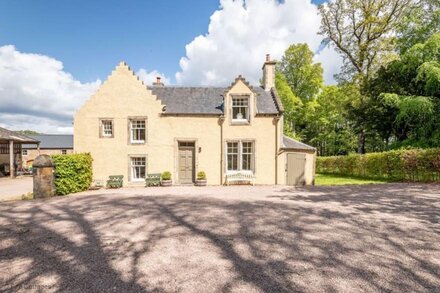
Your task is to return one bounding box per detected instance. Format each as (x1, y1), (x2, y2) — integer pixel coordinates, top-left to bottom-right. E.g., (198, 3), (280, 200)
(0, 186), (439, 292)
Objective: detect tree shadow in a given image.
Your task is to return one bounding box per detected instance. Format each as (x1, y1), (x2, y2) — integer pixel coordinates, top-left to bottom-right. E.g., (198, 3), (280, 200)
(0, 186), (439, 292)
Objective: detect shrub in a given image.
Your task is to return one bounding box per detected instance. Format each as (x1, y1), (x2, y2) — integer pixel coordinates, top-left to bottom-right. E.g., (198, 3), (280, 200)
(197, 171), (206, 180)
(52, 153), (93, 195)
(162, 171), (172, 180)
(316, 148), (440, 182)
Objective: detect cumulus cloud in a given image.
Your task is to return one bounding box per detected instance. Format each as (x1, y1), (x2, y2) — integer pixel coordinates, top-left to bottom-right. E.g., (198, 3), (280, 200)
(176, 0), (343, 86)
(136, 68), (170, 86)
(0, 45), (101, 133)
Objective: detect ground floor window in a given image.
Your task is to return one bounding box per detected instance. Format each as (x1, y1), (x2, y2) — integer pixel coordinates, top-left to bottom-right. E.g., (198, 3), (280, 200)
(226, 141), (254, 172)
(130, 156), (146, 181)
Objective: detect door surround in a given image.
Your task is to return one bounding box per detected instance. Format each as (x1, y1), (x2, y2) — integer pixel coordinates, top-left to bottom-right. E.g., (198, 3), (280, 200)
(176, 139), (197, 184)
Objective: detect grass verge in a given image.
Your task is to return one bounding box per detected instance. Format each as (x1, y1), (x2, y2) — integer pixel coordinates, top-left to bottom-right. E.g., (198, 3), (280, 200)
(315, 173), (389, 186)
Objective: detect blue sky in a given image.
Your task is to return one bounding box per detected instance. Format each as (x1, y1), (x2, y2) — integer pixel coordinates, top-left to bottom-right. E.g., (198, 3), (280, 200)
(1, 0), (326, 83)
(0, 0), (338, 133)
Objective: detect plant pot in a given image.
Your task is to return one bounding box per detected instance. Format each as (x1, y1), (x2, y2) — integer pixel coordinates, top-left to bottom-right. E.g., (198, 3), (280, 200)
(196, 179), (207, 186)
(161, 179), (172, 187)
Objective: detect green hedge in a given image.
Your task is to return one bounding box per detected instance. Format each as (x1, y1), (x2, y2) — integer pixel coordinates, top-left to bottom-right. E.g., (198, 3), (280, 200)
(52, 153), (93, 195)
(317, 148), (440, 182)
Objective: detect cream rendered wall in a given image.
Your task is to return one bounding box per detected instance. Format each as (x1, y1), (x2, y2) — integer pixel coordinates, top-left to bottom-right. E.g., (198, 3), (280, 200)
(74, 62), (222, 185)
(222, 79), (279, 185)
(74, 63), (286, 186)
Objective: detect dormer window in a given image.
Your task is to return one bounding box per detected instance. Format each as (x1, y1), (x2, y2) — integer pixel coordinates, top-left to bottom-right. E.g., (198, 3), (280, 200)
(231, 96), (250, 123)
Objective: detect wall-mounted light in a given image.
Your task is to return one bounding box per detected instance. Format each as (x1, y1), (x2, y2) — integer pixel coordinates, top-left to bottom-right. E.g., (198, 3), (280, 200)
(198, 147), (202, 153)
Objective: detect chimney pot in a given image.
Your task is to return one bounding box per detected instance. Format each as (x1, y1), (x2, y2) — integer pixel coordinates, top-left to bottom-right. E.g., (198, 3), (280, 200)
(266, 54), (270, 62)
(153, 76), (164, 87)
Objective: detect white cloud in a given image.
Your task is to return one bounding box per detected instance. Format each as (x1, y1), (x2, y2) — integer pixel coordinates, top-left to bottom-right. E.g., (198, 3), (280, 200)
(314, 45), (343, 85)
(176, 0), (343, 86)
(0, 45), (101, 133)
(136, 68), (170, 86)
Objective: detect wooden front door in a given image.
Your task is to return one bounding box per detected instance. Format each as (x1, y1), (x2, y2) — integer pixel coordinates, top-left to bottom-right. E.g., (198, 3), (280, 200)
(286, 153), (306, 186)
(178, 143), (195, 184)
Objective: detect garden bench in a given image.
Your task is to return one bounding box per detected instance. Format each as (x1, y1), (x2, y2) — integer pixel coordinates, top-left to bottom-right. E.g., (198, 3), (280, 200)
(107, 175), (123, 188)
(225, 170), (255, 185)
(146, 173), (161, 187)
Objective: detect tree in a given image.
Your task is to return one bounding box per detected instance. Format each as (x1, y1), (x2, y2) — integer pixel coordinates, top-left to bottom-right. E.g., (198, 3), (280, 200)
(365, 33), (440, 147)
(278, 44), (323, 101)
(318, 0), (413, 153)
(397, 0), (440, 54)
(302, 85), (357, 156)
(319, 0), (412, 82)
(274, 72), (303, 139)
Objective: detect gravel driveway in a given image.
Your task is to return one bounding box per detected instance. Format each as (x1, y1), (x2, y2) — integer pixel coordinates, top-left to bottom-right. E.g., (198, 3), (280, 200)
(0, 177), (33, 201)
(0, 184), (439, 292)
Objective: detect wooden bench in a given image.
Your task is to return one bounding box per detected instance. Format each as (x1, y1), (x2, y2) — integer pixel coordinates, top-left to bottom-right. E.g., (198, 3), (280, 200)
(107, 175), (123, 188)
(225, 171), (255, 185)
(146, 173), (161, 187)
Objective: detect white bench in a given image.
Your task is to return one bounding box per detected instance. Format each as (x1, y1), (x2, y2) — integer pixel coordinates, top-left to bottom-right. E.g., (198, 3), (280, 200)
(225, 170), (255, 185)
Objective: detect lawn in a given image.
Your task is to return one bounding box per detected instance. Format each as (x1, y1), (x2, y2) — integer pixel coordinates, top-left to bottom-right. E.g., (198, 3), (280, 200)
(315, 173), (389, 185)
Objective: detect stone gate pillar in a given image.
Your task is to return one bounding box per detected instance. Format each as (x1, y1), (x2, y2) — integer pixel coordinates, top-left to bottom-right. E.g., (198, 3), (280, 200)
(33, 155), (55, 199)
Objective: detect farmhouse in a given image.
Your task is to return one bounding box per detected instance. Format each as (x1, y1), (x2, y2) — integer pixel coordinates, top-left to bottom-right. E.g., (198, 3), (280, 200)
(74, 55), (316, 186)
(22, 134), (73, 168)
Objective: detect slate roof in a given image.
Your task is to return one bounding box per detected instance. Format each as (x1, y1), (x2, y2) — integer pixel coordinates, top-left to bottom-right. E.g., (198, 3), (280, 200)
(0, 127), (39, 143)
(282, 135), (316, 151)
(22, 135), (73, 149)
(148, 86), (281, 115)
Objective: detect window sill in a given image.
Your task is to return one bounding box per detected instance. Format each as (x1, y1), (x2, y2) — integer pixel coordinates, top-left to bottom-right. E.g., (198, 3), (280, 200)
(231, 120), (250, 125)
(130, 141), (146, 144)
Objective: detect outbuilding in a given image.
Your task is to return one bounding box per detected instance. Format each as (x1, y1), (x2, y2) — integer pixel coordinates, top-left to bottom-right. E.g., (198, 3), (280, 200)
(0, 127), (39, 178)
(280, 135), (316, 186)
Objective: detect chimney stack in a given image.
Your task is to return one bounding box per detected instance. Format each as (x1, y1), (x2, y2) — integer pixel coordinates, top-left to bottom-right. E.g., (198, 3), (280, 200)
(153, 76), (164, 87)
(262, 54), (276, 91)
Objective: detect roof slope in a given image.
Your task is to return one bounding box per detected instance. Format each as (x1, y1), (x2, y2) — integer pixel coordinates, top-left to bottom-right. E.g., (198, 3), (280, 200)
(282, 135), (316, 151)
(148, 86), (280, 115)
(0, 127), (39, 143)
(23, 134), (73, 149)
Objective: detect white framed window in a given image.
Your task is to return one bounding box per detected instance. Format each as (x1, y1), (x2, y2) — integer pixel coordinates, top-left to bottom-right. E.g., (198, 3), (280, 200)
(241, 142), (253, 171)
(130, 157), (146, 181)
(22, 149), (28, 156)
(100, 119), (113, 138)
(130, 119), (146, 143)
(231, 96), (250, 122)
(61, 149), (67, 155)
(227, 142), (239, 171)
(226, 141), (254, 172)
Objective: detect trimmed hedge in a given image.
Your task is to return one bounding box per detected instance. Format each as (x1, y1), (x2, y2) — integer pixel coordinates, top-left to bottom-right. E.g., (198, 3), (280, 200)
(317, 148), (440, 182)
(52, 153), (93, 195)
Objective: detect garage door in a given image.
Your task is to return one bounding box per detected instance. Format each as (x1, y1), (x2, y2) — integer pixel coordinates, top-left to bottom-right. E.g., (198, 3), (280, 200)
(286, 153), (306, 186)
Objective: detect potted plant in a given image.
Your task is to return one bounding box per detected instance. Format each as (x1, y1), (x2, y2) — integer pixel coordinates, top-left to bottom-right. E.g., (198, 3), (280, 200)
(196, 171), (207, 186)
(161, 171), (172, 186)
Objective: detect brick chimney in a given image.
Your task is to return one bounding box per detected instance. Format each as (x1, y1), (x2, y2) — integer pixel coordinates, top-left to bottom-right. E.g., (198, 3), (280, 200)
(262, 54), (276, 91)
(152, 76), (164, 87)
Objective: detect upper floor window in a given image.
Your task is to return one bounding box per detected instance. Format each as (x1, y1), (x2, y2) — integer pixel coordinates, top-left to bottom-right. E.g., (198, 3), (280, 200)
(100, 119), (113, 138)
(130, 119), (146, 143)
(61, 149), (67, 155)
(231, 96), (250, 122)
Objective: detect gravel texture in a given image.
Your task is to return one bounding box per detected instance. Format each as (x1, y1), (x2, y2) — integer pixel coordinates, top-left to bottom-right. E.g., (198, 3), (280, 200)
(0, 177), (32, 201)
(0, 184), (439, 292)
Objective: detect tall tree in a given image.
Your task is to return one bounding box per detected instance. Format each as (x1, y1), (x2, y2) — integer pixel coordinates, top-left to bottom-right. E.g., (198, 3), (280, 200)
(278, 43), (323, 102)
(318, 0), (413, 153)
(365, 33), (440, 147)
(319, 0), (412, 82)
(397, 0), (440, 54)
(275, 72), (303, 139)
